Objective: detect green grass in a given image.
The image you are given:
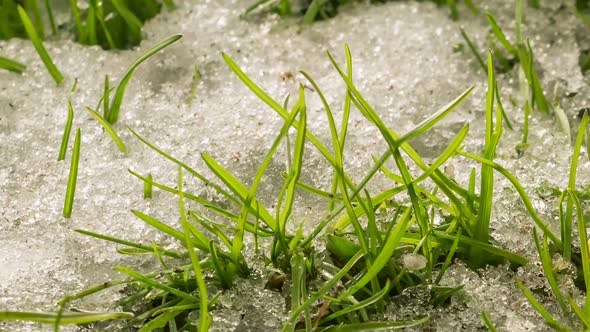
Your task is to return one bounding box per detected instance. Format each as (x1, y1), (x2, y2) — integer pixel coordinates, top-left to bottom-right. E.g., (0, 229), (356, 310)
(245, 0), (479, 22)
(63, 128), (81, 218)
(58, 100), (75, 161)
(104, 34), (182, 124)
(0, 55), (26, 73)
(515, 113), (590, 330)
(17, 5), (63, 84)
(1, 2), (589, 329)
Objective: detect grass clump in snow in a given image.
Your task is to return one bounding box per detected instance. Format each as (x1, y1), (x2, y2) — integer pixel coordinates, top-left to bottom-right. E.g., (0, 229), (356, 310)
(245, 0), (478, 24)
(69, 0), (175, 50)
(516, 112), (590, 331)
(459, 0), (573, 154)
(0, 45), (573, 331)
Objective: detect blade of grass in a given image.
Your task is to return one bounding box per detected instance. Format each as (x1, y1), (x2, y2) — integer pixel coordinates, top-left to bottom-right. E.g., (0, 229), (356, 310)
(568, 295), (590, 328)
(532, 228), (568, 314)
(131, 210), (207, 251)
(106, 34), (183, 123)
(281, 250), (364, 332)
(485, 12), (518, 56)
(234, 91), (301, 263)
(563, 111), (590, 260)
(17, 5), (63, 84)
(291, 251), (311, 331)
(115, 266), (199, 302)
(58, 100), (74, 161)
(178, 167), (211, 330)
(201, 153), (277, 230)
(434, 228), (462, 284)
(315, 316), (429, 332)
(110, 0), (142, 41)
(481, 311), (497, 332)
(25, 0), (44, 39)
(144, 173), (152, 199)
(470, 51), (497, 267)
(69, 0), (86, 43)
(188, 64), (199, 105)
(460, 28), (486, 72)
(516, 280), (570, 330)
(86, 107), (126, 153)
(137, 299), (192, 332)
(0, 311), (133, 325)
(43, 0), (56, 34)
(338, 207), (412, 299)
(103, 75), (110, 118)
(0, 55), (26, 73)
(75, 229), (180, 258)
(128, 127), (242, 207)
(278, 86), (306, 243)
(323, 279), (391, 322)
(63, 128), (81, 218)
(457, 149), (561, 247)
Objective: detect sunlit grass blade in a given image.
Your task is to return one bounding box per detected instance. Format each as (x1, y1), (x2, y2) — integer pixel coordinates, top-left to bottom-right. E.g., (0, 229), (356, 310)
(136, 299), (192, 332)
(457, 149), (561, 247)
(481, 311), (497, 332)
(69, 0), (86, 43)
(75, 229), (180, 258)
(568, 295), (590, 328)
(86, 107), (126, 152)
(516, 280), (569, 330)
(188, 64), (199, 105)
(460, 28), (486, 72)
(222, 52), (339, 173)
(281, 250), (364, 332)
(201, 153), (277, 230)
(564, 111), (590, 259)
(397, 88), (474, 145)
(43, 0), (56, 34)
(570, 189), (590, 319)
(110, 0), (142, 41)
(532, 228), (568, 314)
(434, 228), (462, 284)
(144, 173), (152, 199)
(178, 167), (211, 330)
(131, 210), (207, 251)
(403, 231), (527, 265)
(106, 34), (183, 123)
(323, 279), (391, 322)
(315, 315), (429, 332)
(103, 75), (110, 118)
(470, 51), (498, 267)
(115, 266), (199, 302)
(17, 5), (63, 84)
(412, 124), (469, 185)
(291, 251), (311, 330)
(278, 86), (306, 243)
(129, 170), (272, 237)
(0, 311), (133, 325)
(0, 55), (26, 73)
(128, 127), (241, 206)
(58, 100), (74, 161)
(63, 128), (81, 218)
(234, 91), (301, 263)
(485, 13), (517, 56)
(339, 208), (412, 299)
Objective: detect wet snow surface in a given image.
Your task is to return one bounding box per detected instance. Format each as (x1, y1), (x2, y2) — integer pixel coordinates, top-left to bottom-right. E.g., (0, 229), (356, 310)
(1, 0), (589, 330)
